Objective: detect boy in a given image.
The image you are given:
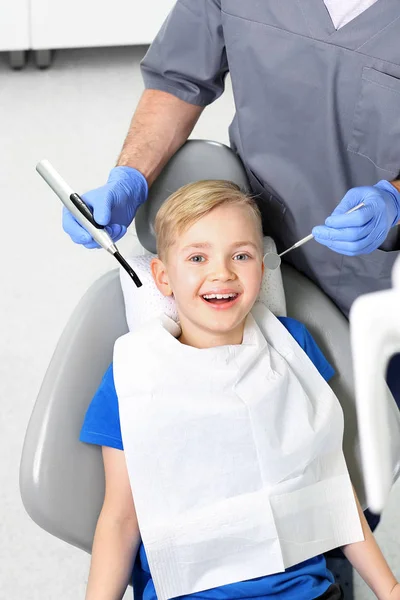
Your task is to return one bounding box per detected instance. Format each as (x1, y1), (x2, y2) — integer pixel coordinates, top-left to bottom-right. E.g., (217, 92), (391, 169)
(80, 181), (399, 600)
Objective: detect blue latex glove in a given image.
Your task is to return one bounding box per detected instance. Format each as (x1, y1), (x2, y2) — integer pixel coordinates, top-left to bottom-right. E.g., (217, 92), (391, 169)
(62, 166), (148, 249)
(312, 180), (400, 256)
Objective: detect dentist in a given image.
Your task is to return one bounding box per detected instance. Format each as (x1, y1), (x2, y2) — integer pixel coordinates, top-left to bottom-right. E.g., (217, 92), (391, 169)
(63, 0), (400, 482)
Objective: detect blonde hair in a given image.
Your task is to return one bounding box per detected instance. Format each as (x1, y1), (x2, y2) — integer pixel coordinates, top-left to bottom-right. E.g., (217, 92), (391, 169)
(154, 180), (263, 260)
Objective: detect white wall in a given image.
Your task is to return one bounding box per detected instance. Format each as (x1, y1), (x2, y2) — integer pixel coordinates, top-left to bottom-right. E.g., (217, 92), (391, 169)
(0, 45), (234, 600)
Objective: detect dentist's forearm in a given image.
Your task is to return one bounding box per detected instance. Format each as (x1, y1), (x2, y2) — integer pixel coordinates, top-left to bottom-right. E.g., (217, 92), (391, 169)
(117, 89), (204, 186)
(342, 490), (398, 600)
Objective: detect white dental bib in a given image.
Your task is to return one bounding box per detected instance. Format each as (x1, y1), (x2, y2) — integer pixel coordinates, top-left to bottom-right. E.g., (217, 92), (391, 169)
(114, 303), (363, 600)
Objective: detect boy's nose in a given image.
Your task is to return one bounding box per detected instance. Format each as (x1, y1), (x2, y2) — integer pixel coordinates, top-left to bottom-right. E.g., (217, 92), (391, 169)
(209, 261), (236, 281)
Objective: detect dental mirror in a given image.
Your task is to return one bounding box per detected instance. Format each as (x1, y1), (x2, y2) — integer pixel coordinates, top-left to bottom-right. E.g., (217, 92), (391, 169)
(263, 252), (282, 271)
(263, 202), (365, 271)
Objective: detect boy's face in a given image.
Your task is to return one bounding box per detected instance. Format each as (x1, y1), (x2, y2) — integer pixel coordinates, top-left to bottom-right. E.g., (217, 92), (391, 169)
(151, 203), (264, 347)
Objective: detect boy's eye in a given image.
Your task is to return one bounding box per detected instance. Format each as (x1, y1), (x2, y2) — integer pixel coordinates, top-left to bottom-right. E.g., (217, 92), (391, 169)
(189, 255), (206, 263)
(234, 253), (250, 261)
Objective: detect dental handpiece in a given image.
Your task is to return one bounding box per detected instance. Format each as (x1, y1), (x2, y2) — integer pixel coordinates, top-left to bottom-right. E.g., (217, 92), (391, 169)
(36, 160), (142, 287)
(264, 202), (365, 270)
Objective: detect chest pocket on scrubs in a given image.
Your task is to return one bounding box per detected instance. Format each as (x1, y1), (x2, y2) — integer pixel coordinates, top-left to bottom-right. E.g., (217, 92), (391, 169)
(348, 67), (400, 176)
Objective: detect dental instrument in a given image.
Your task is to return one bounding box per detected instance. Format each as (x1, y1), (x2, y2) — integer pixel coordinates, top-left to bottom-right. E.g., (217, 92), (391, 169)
(36, 160), (142, 287)
(263, 202), (365, 270)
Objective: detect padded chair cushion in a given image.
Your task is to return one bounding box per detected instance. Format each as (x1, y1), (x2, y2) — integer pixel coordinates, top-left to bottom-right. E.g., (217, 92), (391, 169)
(120, 237), (287, 332)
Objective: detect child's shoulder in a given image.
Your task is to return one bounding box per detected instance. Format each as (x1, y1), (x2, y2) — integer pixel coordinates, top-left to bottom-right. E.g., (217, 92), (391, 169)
(277, 316), (308, 343)
(277, 316), (335, 381)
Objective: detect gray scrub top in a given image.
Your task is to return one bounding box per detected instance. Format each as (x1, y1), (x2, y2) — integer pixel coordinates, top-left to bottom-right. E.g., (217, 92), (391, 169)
(141, 0), (400, 316)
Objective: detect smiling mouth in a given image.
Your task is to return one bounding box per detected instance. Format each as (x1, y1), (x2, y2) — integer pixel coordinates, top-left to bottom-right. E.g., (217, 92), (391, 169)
(201, 293), (239, 305)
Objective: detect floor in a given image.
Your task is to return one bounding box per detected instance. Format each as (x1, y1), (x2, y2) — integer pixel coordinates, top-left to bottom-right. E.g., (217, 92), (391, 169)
(0, 45), (398, 599)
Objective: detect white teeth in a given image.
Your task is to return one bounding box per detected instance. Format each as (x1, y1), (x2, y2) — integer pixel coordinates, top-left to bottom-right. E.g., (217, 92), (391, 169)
(203, 293), (237, 299)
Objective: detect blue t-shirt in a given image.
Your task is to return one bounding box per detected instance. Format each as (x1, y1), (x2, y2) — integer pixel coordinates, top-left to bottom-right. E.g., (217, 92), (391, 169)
(80, 317), (336, 600)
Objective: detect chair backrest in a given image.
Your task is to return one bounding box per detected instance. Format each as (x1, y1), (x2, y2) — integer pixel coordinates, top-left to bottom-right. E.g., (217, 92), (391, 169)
(20, 270), (126, 552)
(135, 139), (250, 254)
(20, 139), (400, 554)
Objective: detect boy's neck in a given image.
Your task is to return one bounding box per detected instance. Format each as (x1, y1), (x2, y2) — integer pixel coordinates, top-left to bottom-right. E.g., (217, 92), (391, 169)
(178, 321), (246, 349)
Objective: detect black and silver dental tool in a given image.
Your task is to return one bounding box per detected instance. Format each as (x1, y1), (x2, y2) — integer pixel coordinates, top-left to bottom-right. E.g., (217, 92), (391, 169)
(36, 160), (142, 287)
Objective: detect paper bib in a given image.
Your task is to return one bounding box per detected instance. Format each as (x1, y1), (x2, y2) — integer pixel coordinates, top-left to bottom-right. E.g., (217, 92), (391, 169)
(114, 303), (363, 600)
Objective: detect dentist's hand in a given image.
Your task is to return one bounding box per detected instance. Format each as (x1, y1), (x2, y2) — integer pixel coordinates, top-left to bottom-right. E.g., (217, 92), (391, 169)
(62, 166), (148, 249)
(312, 180), (400, 256)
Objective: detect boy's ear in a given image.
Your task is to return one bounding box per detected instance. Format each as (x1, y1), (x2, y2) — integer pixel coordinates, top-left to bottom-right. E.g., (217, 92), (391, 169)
(150, 258), (173, 296)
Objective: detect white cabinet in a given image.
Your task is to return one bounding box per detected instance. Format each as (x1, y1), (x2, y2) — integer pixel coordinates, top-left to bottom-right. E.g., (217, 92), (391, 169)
(30, 0), (176, 50)
(1, 0), (176, 68)
(0, 0), (30, 51)
(0, 0), (30, 66)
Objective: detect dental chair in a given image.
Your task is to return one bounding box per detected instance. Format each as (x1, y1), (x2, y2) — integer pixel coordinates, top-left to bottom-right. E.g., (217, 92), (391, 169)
(20, 140), (400, 600)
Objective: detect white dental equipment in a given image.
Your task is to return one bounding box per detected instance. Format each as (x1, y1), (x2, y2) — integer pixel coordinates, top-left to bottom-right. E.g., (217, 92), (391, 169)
(350, 255), (400, 513)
